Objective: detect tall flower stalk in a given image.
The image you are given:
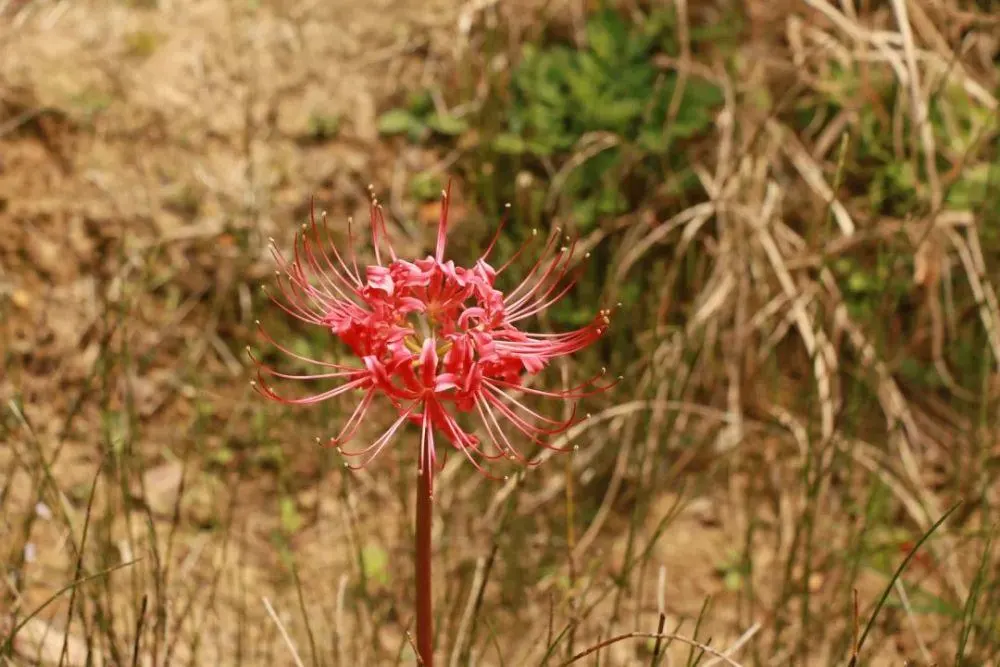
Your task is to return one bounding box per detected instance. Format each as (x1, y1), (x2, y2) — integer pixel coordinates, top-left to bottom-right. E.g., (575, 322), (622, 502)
(252, 183), (614, 665)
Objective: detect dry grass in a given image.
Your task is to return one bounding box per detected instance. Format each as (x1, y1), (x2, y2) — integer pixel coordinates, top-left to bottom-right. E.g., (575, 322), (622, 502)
(2, 0), (1000, 665)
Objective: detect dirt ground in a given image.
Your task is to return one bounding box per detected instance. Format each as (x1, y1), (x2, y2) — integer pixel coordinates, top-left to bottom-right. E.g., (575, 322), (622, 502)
(0, 1), (485, 663)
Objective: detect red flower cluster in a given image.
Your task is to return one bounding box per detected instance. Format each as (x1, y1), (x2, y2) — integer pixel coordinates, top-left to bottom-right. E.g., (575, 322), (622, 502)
(252, 184), (614, 487)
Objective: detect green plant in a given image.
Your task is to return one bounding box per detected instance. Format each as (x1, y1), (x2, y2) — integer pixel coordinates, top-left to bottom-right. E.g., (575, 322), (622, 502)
(306, 111), (341, 142)
(377, 90), (469, 143)
(490, 9), (722, 229)
(497, 10), (716, 156)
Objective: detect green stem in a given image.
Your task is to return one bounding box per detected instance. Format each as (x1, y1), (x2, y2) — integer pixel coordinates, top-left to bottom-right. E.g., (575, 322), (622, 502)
(415, 469), (433, 666)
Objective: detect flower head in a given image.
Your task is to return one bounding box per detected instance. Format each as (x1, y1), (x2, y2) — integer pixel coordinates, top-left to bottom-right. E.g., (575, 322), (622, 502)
(252, 183), (615, 488)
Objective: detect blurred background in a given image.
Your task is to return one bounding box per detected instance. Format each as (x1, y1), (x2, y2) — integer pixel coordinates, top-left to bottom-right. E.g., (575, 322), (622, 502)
(2, 0), (1000, 664)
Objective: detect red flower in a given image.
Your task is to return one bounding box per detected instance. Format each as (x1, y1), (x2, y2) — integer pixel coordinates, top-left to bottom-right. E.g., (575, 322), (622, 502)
(252, 183), (615, 488)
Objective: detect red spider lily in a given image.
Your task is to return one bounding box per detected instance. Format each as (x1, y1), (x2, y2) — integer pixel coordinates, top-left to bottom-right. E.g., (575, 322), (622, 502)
(251, 183), (615, 489)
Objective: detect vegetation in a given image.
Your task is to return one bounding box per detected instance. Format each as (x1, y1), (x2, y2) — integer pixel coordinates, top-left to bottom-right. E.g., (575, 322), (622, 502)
(2, 0), (1000, 664)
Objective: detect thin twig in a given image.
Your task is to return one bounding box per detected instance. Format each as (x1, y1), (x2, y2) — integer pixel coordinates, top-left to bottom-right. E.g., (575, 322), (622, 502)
(559, 624), (760, 667)
(262, 597), (305, 667)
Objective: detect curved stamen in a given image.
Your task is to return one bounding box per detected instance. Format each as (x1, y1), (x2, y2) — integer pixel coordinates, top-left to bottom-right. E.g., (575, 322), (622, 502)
(256, 186), (614, 484)
(255, 321), (357, 370)
(341, 403), (416, 470)
(253, 373), (370, 406)
(435, 181), (453, 263)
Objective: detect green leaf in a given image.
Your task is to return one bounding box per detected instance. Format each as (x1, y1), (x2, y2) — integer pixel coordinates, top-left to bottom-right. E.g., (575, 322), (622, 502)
(586, 11), (628, 64)
(426, 112), (469, 136)
(847, 270), (876, 294)
(723, 569), (743, 592)
(531, 78), (567, 108)
(406, 89), (434, 115)
(667, 80), (723, 139)
(596, 186), (627, 215)
(571, 198), (598, 230)
(409, 172), (444, 201)
(638, 128), (669, 153)
(946, 163), (1000, 209)
(377, 108), (422, 136)
(279, 497), (302, 534)
(361, 544), (390, 585)
(576, 52), (605, 82)
(527, 138), (561, 156)
(563, 68), (600, 109)
(307, 112), (341, 140)
(591, 98), (644, 131)
(492, 132), (528, 155)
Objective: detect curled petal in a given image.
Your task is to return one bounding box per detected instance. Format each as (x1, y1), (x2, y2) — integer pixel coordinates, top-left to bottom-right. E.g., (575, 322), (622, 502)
(365, 265), (395, 296)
